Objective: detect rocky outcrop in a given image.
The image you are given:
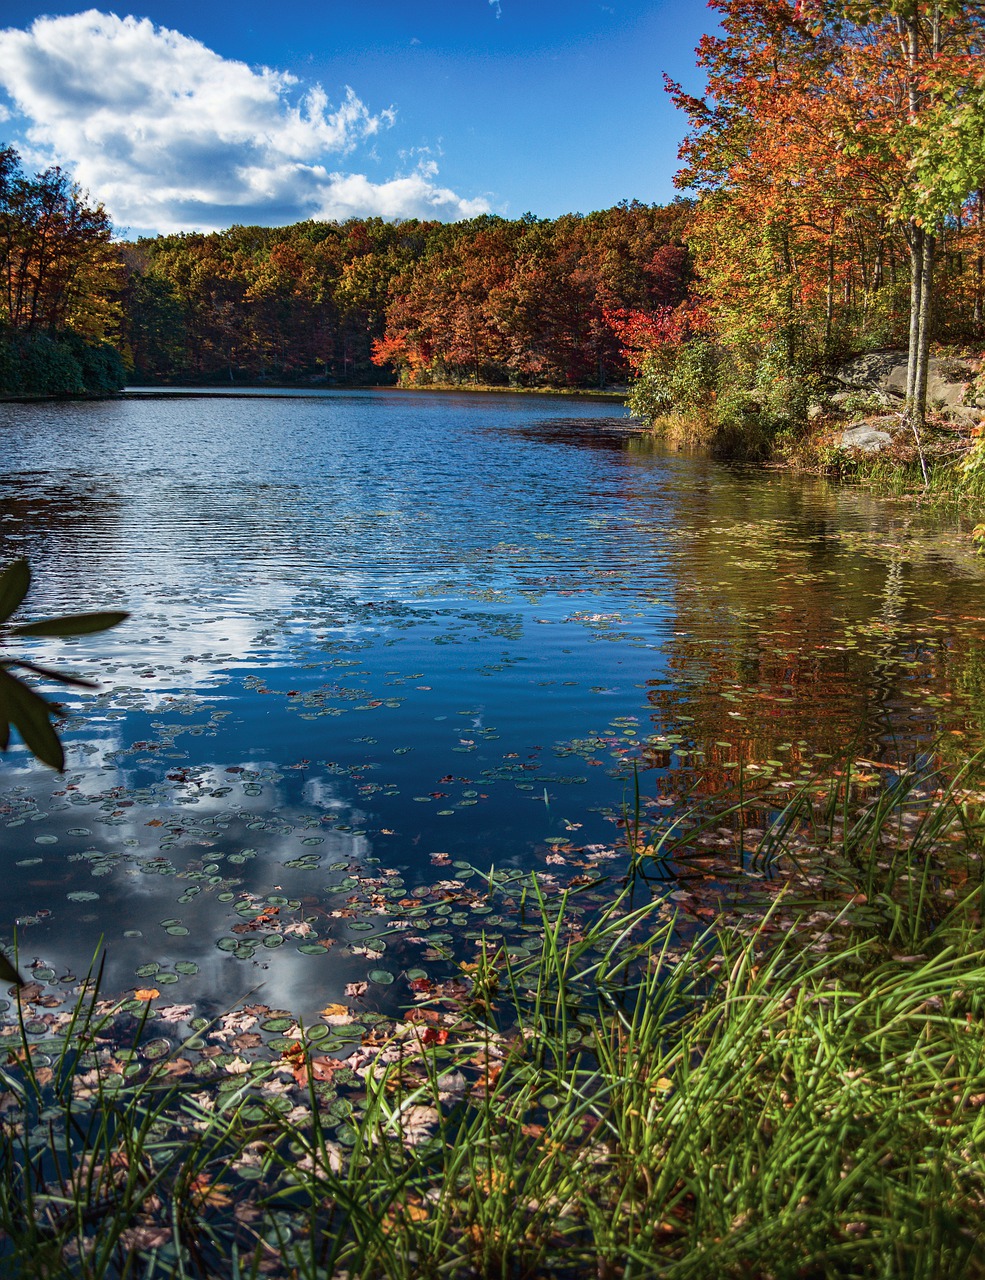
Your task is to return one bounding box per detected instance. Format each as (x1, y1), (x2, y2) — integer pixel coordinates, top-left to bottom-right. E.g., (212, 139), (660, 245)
(826, 351), (983, 452)
(831, 351), (982, 416)
(832, 350), (909, 392)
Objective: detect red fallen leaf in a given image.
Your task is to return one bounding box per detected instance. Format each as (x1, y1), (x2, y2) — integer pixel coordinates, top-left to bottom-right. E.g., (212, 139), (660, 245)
(405, 1008), (440, 1024)
(421, 1027), (449, 1046)
(287, 690), (300, 696)
(294, 1055), (339, 1087)
(408, 978), (435, 994)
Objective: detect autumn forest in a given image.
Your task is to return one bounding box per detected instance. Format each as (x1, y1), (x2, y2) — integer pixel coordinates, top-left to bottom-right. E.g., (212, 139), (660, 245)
(3, 0), (985, 454)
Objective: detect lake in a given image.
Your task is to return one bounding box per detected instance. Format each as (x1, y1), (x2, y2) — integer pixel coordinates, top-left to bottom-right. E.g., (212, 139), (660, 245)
(0, 388), (983, 1020)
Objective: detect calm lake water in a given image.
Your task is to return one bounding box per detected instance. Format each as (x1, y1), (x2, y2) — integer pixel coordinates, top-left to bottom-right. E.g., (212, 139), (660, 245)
(0, 388), (983, 1018)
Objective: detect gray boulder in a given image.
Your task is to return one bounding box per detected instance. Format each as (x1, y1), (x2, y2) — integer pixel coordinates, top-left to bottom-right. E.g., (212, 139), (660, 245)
(833, 351), (908, 392)
(840, 424), (894, 452)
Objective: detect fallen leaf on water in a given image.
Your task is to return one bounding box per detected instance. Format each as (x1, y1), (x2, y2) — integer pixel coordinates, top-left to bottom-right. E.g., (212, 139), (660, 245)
(281, 1041), (305, 1070)
(119, 1227), (172, 1250)
(296, 1143), (343, 1175)
(293, 1054), (340, 1088)
(383, 1196), (429, 1228)
(158, 1058), (193, 1079)
(189, 1177), (233, 1208)
(400, 1104), (439, 1146)
(134, 989), (160, 1001)
(156, 1004), (194, 1022)
(405, 1008), (440, 1024)
(474, 1063), (503, 1093)
(216, 1011), (259, 1036)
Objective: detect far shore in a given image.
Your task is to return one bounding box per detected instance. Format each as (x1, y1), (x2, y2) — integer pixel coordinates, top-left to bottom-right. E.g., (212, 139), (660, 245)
(122, 381), (628, 401)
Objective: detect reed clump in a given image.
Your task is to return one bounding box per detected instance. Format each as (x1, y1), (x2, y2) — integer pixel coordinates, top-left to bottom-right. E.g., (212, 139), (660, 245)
(2, 756), (985, 1279)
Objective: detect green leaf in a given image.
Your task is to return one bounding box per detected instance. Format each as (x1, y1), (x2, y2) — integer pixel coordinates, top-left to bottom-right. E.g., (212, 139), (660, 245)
(0, 667), (64, 770)
(5, 660), (97, 689)
(11, 611), (129, 638)
(0, 951), (23, 987)
(0, 559), (30, 625)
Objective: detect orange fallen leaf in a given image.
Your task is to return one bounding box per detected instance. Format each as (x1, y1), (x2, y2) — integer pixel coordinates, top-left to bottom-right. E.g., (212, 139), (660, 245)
(293, 1054), (339, 1087)
(188, 1176), (233, 1208)
(134, 988), (160, 1001)
(281, 1040), (306, 1070)
(158, 1057), (193, 1078)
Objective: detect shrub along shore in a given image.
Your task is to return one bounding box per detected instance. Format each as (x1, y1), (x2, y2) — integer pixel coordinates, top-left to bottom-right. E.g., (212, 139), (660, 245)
(2, 753), (984, 1279)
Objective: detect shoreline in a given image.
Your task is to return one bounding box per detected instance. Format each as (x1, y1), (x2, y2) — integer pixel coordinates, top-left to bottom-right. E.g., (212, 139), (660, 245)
(121, 381), (627, 401)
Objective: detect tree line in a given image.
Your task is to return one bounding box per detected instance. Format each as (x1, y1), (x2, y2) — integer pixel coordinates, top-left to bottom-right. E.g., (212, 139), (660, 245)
(117, 203), (691, 389)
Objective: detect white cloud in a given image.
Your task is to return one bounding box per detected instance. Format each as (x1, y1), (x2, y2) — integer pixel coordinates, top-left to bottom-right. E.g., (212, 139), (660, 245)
(0, 11), (489, 234)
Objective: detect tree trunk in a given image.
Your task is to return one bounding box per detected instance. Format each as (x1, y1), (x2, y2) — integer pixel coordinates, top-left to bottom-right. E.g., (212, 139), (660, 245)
(912, 230), (936, 429)
(975, 191), (984, 329)
(906, 221), (923, 410)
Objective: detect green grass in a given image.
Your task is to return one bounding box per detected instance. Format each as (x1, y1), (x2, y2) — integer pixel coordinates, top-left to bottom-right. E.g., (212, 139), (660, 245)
(2, 757), (985, 1278)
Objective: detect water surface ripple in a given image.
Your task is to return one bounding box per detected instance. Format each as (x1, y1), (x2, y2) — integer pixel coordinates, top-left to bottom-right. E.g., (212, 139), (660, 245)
(0, 389), (981, 1015)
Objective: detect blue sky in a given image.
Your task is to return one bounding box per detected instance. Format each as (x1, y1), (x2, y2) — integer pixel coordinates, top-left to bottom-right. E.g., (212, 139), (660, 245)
(0, 1), (718, 236)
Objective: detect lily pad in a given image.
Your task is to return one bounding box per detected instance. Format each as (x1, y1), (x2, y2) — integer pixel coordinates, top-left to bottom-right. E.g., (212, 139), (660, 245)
(261, 1017), (295, 1033)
